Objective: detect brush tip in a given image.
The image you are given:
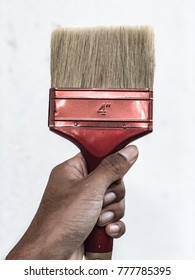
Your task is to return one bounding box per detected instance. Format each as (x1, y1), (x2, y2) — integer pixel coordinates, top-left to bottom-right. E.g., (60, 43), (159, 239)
(50, 25), (155, 89)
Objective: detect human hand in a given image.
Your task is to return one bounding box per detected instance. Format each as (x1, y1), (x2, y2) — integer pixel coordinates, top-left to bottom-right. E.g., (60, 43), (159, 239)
(6, 145), (138, 260)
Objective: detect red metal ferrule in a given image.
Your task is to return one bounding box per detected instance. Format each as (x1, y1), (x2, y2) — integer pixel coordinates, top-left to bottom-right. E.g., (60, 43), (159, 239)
(48, 87), (153, 158)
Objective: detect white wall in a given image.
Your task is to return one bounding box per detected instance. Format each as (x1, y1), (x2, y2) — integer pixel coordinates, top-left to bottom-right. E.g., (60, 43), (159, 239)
(0, 0), (195, 259)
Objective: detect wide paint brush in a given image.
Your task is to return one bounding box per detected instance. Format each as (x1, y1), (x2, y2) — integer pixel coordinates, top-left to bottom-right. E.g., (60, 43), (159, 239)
(48, 26), (155, 259)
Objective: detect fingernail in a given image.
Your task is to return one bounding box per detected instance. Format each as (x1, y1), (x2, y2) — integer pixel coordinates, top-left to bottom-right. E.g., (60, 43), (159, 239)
(109, 224), (120, 234)
(103, 192), (116, 205)
(119, 145), (138, 162)
(99, 211), (114, 225)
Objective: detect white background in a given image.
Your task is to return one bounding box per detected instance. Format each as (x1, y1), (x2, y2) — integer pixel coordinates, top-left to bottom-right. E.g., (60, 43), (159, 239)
(0, 0), (195, 260)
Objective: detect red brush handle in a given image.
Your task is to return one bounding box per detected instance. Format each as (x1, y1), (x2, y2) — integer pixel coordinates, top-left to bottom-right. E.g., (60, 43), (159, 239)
(83, 152), (113, 260)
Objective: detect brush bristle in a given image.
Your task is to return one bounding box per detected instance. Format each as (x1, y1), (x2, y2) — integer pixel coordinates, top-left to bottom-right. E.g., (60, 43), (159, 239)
(50, 26), (155, 88)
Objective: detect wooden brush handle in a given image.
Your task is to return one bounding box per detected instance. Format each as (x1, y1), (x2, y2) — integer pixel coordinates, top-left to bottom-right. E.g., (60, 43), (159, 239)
(83, 152), (113, 260)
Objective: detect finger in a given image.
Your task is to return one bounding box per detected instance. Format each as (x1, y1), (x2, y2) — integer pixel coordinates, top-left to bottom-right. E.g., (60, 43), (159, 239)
(62, 152), (88, 178)
(103, 178), (125, 207)
(50, 152), (88, 182)
(87, 145), (139, 195)
(97, 199), (125, 226)
(105, 220), (126, 238)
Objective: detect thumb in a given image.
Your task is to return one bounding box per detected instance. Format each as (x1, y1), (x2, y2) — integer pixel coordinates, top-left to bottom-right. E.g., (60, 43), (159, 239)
(88, 145), (139, 194)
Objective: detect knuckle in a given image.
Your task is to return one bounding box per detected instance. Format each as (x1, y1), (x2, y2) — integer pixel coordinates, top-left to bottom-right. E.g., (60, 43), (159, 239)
(117, 221), (126, 237)
(115, 180), (126, 200)
(114, 199), (125, 219)
(119, 221), (126, 236)
(104, 200), (125, 223)
(100, 154), (126, 179)
(50, 164), (61, 178)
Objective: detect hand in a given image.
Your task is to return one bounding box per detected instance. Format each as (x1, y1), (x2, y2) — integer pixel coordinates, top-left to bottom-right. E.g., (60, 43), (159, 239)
(6, 145), (138, 260)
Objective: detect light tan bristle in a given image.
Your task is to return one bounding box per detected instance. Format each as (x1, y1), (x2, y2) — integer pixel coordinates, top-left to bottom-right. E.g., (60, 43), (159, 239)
(50, 26), (155, 88)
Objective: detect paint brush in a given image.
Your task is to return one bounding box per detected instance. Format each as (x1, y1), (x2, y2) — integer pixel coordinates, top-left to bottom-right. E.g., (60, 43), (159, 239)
(49, 26), (155, 259)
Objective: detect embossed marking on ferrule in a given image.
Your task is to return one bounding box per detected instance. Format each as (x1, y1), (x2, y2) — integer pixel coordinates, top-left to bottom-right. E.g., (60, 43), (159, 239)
(97, 103), (111, 115)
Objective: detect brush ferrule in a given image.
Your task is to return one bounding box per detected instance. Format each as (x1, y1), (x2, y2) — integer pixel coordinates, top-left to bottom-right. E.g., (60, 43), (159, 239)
(49, 88), (153, 128)
(49, 88), (153, 158)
